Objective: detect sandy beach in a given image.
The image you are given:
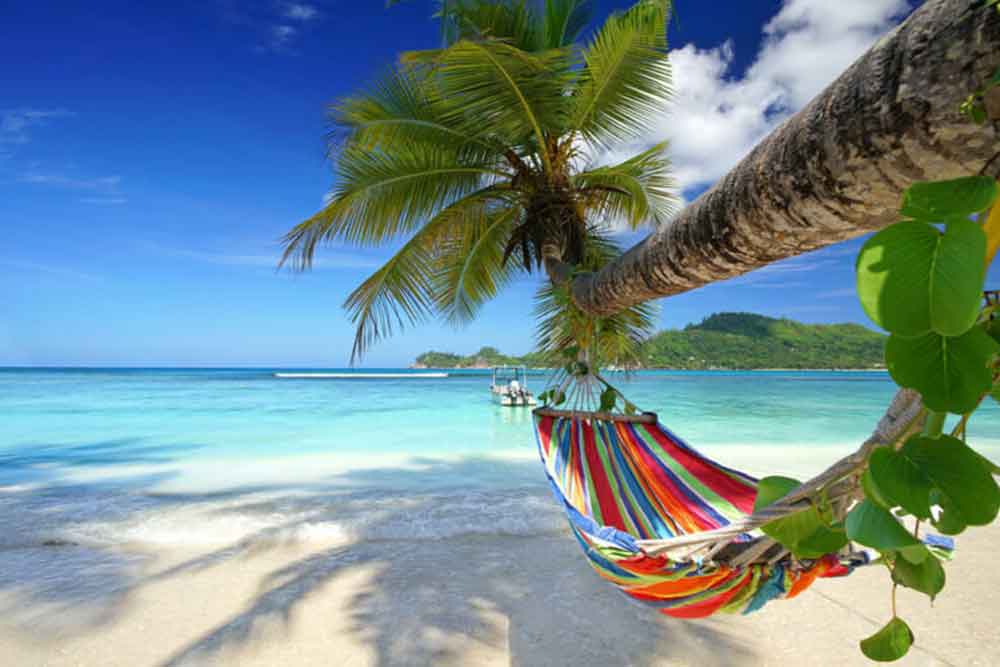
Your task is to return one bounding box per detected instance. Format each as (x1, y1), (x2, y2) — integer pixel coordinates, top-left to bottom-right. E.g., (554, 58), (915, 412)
(1, 525), (998, 667)
(2, 439), (998, 667)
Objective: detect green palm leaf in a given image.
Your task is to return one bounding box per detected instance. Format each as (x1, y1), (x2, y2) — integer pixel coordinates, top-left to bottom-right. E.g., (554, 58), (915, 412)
(571, 0), (672, 149)
(332, 67), (505, 160)
(575, 141), (676, 228)
(344, 190), (506, 361)
(543, 0), (592, 48)
(434, 200), (524, 324)
(428, 40), (575, 172)
(535, 231), (657, 367)
(281, 144), (509, 269)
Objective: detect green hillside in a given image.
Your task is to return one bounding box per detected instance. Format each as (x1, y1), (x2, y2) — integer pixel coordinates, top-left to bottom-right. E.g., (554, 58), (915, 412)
(640, 312), (885, 369)
(413, 312), (886, 370)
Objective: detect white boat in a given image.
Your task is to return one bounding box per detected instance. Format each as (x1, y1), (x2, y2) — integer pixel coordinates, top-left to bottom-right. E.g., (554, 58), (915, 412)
(273, 372), (448, 379)
(489, 366), (537, 407)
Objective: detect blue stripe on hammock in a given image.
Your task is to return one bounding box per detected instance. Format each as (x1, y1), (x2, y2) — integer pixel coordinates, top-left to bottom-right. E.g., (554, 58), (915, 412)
(624, 422), (736, 531)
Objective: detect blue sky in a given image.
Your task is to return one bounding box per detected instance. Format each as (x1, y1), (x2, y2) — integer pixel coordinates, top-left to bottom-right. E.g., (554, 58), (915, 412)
(2, 0), (995, 367)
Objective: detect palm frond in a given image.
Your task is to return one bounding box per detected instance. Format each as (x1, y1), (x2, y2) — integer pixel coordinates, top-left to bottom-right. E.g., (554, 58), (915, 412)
(542, 0), (592, 48)
(280, 145), (510, 269)
(433, 200), (524, 324)
(445, 0), (543, 50)
(570, 0), (672, 150)
(428, 40), (576, 170)
(575, 141), (676, 229)
(533, 283), (657, 368)
(534, 231), (658, 368)
(332, 67), (506, 161)
(343, 190), (506, 361)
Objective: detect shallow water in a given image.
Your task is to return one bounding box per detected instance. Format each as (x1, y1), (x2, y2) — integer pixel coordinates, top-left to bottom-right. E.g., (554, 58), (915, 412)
(1, 368), (997, 548)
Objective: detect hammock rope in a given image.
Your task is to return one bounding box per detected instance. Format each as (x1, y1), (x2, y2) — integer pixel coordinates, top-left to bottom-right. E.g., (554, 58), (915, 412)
(532, 368), (951, 618)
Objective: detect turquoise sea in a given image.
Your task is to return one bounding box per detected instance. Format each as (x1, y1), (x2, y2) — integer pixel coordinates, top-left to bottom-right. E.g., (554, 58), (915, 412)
(1, 368), (998, 550)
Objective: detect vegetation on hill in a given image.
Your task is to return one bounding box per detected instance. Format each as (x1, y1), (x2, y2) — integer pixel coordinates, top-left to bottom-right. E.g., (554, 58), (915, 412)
(414, 346), (549, 369)
(641, 312), (885, 369)
(413, 312), (886, 370)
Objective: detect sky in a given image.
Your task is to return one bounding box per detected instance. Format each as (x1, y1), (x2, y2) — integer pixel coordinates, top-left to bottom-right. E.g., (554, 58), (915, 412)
(2, 0), (995, 367)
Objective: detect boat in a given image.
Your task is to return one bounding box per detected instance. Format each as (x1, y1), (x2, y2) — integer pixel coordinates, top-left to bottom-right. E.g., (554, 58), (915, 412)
(489, 366), (537, 407)
(273, 372), (448, 379)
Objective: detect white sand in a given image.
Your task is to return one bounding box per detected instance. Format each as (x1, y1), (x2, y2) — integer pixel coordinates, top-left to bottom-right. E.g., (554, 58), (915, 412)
(0, 521), (997, 666)
(2, 446), (999, 666)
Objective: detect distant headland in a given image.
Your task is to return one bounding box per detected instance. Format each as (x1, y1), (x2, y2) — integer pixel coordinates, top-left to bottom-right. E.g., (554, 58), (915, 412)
(411, 312), (886, 371)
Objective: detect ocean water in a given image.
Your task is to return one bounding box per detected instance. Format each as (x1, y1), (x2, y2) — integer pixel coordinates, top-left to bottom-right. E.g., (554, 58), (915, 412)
(1, 368), (998, 550)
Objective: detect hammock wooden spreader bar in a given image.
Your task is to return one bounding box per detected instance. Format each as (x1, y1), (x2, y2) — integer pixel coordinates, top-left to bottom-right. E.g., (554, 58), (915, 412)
(532, 387), (946, 618)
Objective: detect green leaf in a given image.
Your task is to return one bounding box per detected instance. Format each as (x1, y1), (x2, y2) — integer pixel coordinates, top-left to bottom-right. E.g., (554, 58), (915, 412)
(571, 0), (672, 150)
(901, 176), (998, 221)
(860, 617), (914, 662)
(846, 500), (921, 552)
(856, 220), (986, 337)
(862, 468), (893, 509)
(885, 327), (998, 414)
(552, 390), (566, 406)
(761, 508), (847, 559)
(892, 554), (945, 600)
(898, 543), (930, 565)
(987, 318), (1000, 344)
(599, 387), (617, 412)
(753, 476), (800, 511)
(623, 401), (637, 416)
(930, 489), (968, 536)
(972, 448), (1000, 475)
(756, 477), (847, 558)
(867, 447), (934, 519)
(902, 435), (1000, 526)
(795, 525), (849, 557)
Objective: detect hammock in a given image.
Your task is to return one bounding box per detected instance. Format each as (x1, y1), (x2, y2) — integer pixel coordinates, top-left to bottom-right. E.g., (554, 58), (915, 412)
(533, 399), (914, 622)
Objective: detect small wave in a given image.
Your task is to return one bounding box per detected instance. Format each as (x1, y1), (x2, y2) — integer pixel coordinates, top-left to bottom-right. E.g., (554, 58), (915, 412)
(0, 482), (567, 550)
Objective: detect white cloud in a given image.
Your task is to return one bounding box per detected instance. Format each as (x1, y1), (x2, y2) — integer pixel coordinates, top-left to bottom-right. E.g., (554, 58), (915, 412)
(19, 171), (121, 192)
(651, 0), (911, 195)
(0, 259), (102, 283)
(284, 3), (319, 21)
(80, 196), (128, 205)
(0, 109), (73, 144)
(270, 24), (297, 50)
(143, 242), (380, 270)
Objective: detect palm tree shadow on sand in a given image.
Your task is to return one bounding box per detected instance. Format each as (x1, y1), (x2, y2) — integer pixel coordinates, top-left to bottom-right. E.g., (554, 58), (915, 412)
(153, 456), (758, 667)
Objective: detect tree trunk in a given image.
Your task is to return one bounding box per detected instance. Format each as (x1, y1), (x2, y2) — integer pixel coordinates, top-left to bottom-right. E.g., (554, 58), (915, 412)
(566, 0), (1000, 316)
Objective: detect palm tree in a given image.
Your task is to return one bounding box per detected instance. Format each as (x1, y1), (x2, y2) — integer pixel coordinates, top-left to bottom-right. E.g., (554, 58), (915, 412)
(281, 0), (675, 364)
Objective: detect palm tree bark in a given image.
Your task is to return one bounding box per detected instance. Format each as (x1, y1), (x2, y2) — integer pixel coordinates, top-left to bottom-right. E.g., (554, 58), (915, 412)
(561, 0), (1000, 316)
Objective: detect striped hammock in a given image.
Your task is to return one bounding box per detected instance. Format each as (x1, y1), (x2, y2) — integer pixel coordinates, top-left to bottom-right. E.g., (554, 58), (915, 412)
(533, 410), (857, 618)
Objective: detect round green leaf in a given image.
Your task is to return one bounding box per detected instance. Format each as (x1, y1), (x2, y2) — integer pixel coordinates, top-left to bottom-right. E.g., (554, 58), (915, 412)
(761, 507), (847, 559)
(753, 476), (800, 512)
(794, 525), (849, 558)
(902, 435), (1000, 526)
(868, 447), (933, 519)
(856, 220), (986, 337)
(892, 553), (945, 600)
(862, 468), (893, 509)
(901, 176), (998, 221)
(885, 327), (998, 414)
(845, 500), (921, 552)
(860, 617), (914, 662)
(929, 489), (967, 536)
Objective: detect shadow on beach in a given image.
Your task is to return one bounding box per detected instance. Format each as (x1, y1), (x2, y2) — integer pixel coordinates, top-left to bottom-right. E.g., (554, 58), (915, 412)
(0, 449), (757, 666)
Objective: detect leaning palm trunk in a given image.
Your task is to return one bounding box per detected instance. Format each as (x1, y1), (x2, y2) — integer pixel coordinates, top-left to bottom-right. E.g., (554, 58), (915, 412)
(558, 0), (1000, 317)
